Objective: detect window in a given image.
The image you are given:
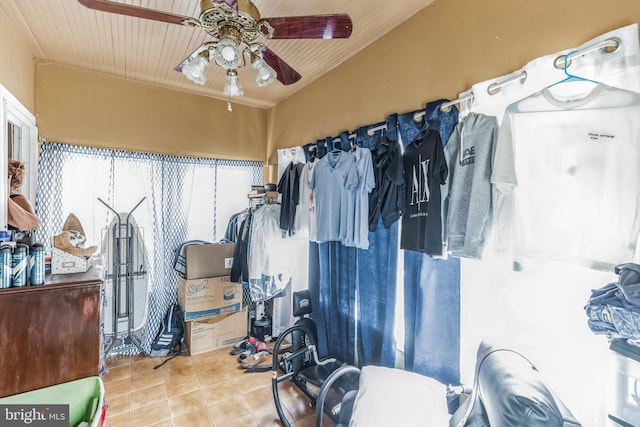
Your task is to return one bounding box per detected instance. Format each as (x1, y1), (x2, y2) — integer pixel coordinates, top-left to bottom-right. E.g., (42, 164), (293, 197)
(1, 83), (38, 229)
(37, 143), (262, 354)
(37, 144), (262, 251)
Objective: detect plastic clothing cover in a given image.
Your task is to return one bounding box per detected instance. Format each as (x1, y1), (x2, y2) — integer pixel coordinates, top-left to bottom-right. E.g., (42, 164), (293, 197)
(247, 204), (293, 302)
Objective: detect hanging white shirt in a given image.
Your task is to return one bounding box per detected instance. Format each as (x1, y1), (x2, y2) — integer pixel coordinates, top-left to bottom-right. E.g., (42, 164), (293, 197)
(294, 158), (319, 239)
(492, 83), (640, 271)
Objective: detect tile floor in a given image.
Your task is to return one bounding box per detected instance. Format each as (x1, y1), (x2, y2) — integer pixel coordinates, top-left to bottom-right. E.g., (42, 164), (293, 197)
(103, 345), (336, 426)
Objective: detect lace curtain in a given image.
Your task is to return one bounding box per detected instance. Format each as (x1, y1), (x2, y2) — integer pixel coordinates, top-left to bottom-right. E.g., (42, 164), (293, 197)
(35, 141), (262, 356)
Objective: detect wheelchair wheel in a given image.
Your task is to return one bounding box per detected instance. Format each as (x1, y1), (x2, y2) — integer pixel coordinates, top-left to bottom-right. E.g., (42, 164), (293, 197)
(271, 324), (318, 427)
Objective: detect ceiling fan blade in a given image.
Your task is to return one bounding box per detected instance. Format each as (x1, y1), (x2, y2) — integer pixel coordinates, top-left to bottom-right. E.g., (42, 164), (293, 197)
(262, 47), (301, 85)
(78, 0), (193, 26)
(261, 14), (353, 39)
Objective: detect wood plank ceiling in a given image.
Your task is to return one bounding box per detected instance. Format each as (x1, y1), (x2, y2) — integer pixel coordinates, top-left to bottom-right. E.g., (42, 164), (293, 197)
(0, 0), (436, 109)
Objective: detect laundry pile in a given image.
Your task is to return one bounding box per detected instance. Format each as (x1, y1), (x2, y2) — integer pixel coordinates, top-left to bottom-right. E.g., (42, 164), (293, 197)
(585, 263), (640, 346)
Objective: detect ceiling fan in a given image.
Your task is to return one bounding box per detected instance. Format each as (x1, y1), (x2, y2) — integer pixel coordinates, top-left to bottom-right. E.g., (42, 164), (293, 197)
(78, 0), (353, 101)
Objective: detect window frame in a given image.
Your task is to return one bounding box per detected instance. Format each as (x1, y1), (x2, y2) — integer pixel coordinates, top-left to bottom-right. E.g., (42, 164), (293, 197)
(1, 83), (38, 229)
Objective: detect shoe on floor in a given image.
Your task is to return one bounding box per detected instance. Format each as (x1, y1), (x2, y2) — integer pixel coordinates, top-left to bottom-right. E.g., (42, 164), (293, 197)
(233, 337), (249, 348)
(237, 346), (257, 362)
(230, 340), (254, 355)
(240, 351), (270, 368)
(255, 341), (270, 353)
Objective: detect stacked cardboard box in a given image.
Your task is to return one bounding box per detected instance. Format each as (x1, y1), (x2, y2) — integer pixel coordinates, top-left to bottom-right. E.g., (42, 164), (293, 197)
(176, 243), (247, 355)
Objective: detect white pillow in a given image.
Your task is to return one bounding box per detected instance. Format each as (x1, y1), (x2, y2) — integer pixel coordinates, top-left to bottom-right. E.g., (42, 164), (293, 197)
(349, 366), (449, 427)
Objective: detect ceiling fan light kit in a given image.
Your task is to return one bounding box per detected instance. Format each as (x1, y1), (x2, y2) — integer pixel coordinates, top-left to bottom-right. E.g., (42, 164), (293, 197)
(251, 53), (277, 87)
(224, 69), (244, 97)
(78, 0), (353, 103)
(181, 51), (210, 86)
(213, 38), (243, 70)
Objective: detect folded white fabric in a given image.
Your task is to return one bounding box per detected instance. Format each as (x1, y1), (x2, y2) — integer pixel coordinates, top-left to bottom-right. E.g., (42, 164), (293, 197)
(349, 366), (449, 427)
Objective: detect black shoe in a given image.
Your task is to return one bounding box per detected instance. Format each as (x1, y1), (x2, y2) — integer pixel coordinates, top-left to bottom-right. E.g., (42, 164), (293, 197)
(230, 339), (252, 355)
(233, 337), (249, 348)
(237, 346), (256, 362)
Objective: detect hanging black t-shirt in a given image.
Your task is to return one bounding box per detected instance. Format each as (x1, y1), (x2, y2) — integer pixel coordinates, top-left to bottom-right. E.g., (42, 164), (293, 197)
(368, 137), (405, 231)
(401, 130), (447, 255)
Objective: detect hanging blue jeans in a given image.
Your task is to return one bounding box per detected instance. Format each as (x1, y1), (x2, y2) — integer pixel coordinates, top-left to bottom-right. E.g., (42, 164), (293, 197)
(316, 241), (357, 364)
(356, 220), (398, 367)
(404, 252), (460, 384)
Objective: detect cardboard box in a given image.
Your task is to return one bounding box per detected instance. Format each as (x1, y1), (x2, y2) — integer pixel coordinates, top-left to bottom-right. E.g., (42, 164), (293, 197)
(177, 275), (242, 321)
(185, 308), (248, 356)
(266, 191), (279, 203)
(183, 243), (235, 279)
(51, 247), (93, 274)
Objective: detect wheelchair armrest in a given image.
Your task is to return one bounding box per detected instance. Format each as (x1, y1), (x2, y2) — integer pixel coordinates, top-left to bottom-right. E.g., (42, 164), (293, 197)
(338, 390), (358, 427)
(271, 323), (319, 374)
(315, 365), (361, 427)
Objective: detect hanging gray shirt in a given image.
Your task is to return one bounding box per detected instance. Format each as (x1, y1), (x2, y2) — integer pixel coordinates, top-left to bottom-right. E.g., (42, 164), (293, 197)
(441, 113), (498, 259)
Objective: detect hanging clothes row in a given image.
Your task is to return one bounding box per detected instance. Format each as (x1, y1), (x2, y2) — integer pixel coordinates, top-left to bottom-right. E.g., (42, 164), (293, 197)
(277, 100), (461, 257)
(228, 188), (311, 338)
(274, 23), (640, 271)
(273, 23), (640, 386)
(278, 140), (376, 249)
(276, 148), (318, 240)
(229, 202), (293, 302)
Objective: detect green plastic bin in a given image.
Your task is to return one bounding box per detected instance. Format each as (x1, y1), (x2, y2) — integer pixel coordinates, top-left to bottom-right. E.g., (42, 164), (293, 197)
(0, 376), (106, 427)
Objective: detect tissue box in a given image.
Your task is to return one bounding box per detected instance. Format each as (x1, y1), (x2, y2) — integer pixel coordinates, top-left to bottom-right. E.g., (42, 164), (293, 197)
(51, 247), (93, 274)
(185, 308), (248, 355)
(177, 275), (242, 321)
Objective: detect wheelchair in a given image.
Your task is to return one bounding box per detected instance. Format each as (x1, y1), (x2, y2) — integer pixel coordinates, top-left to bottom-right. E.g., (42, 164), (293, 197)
(271, 289), (359, 427)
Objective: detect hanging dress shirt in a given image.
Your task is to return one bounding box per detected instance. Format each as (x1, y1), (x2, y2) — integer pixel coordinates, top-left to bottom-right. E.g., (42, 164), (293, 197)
(341, 146), (375, 249)
(310, 150), (359, 244)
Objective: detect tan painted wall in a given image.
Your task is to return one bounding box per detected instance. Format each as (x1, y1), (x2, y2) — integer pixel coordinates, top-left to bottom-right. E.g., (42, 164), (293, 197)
(0, 9), (35, 111)
(8, 0), (640, 165)
(35, 64), (268, 161)
(267, 0), (640, 166)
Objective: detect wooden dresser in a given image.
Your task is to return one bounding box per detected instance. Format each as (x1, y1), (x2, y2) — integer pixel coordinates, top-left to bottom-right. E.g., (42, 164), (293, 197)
(0, 270), (102, 397)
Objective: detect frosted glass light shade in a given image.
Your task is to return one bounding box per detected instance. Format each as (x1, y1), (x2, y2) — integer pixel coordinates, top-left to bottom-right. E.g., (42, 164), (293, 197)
(252, 56), (277, 87)
(182, 55), (209, 85)
(224, 70), (244, 97)
(214, 38), (242, 70)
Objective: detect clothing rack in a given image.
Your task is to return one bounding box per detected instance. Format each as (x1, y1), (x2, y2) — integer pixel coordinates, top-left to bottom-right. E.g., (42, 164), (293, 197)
(332, 134), (357, 142)
(366, 123), (387, 136)
(553, 37), (620, 68)
(487, 71), (527, 95)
